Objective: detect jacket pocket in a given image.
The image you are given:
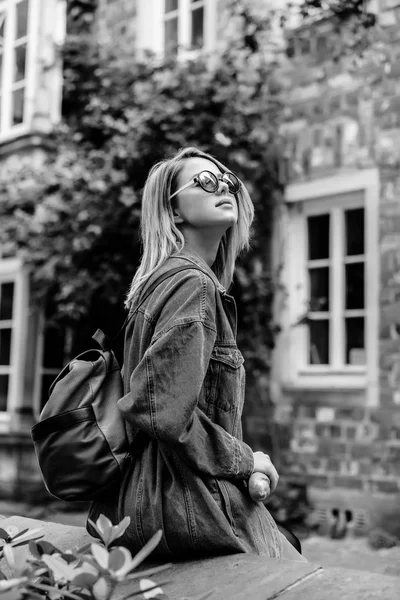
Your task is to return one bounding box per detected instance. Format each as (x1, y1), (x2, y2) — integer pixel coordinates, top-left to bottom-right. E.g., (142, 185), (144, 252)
(215, 478), (238, 536)
(205, 344), (245, 413)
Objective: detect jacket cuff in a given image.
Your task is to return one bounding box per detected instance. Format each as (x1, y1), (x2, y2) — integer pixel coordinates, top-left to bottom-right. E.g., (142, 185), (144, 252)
(231, 438), (254, 479)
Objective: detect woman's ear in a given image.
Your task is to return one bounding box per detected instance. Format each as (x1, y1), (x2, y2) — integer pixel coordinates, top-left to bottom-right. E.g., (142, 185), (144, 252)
(173, 210), (184, 224)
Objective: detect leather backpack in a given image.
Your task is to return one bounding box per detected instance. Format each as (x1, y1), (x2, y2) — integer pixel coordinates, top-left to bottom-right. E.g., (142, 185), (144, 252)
(31, 265), (204, 501)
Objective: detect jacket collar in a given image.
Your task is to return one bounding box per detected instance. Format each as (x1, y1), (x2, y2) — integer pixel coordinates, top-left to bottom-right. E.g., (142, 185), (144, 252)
(170, 246), (226, 294)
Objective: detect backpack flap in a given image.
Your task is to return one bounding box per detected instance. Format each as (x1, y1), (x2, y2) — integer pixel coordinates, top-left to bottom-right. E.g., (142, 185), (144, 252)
(31, 337), (130, 502)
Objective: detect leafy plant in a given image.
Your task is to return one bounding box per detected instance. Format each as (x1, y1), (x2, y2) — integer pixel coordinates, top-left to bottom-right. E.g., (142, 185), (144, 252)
(0, 515), (173, 600)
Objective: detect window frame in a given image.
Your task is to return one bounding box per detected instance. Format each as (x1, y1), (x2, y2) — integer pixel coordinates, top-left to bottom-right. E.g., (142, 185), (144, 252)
(136, 0), (217, 58)
(0, 258), (29, 428)
(304, 193), (367, 369)
(33, 311), (69, 420)
(0, 0), (40, 142)
(276, 169), (379, 404)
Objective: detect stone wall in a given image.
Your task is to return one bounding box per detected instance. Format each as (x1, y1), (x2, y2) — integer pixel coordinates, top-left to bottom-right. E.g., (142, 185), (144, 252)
(266, 12), (400, 525)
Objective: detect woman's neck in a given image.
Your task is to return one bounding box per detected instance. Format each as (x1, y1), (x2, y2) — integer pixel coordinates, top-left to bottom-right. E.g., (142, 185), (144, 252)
(182, 230), (222, 267)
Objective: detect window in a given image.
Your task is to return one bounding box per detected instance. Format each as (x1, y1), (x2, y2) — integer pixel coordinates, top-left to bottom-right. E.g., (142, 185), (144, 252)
(0, 258), (28, 424)
(0, 280), (14, 411)
(163, 0), (205, 55)
(190, 0), (204, 49)
(33, 311), (67, 416)
(0, 0), (35, 136)
(164, 0), (178, 55)
(137, 0), (215, 57)
(306, 208), (366, 366)
(277, 169), (379, 401)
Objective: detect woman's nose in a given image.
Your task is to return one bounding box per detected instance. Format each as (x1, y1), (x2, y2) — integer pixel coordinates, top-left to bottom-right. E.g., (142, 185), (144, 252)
(217, 179), (229, 194)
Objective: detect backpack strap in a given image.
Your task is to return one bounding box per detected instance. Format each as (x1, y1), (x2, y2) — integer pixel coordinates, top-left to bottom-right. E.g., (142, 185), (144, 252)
(111, 265), (214, 342)
(92, 328), (110, 351)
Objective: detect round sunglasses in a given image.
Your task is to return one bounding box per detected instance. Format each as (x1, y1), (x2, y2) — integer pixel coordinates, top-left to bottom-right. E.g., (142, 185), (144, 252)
(170, 170), (241, 200)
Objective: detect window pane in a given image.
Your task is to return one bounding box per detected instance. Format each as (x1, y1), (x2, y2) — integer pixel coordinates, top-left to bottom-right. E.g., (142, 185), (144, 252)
(316, 35), (328, 61)
(164, 17), (178, 55)
(0, 328), (12, 365)
(308, 214), (330, 260)
(0, 282), (14, 320)
(14, 44), (26, 82)
(12, 87), (24, 124)
(345, 208), (364, 256)
(0, 12), (6, 40)
(309, 320), (329, 365)
(165, 0), (178, 13)
(16, 0), (29, 39)
(40, 373), (57, 411)
(191, 6), (204, 48)
(299, 37), (310, 55)
(345, 317), (365, 365)
(309, 267), (329, 311)
(43, 326), (65, 369)
(345, 263), (364, 309)
(0, 375), (8, 411)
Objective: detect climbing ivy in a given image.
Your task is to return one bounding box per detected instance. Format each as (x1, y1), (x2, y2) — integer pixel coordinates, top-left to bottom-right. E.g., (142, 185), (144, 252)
(0, 0), (381, 449)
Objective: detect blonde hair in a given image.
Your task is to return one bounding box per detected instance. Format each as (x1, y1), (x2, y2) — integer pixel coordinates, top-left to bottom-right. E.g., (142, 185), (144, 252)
(125, 147), (254, 309)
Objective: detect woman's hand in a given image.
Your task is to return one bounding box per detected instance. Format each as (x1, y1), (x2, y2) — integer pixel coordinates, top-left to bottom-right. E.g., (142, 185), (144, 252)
(252, 451), (279, 494)
(248, 472), (271, 502)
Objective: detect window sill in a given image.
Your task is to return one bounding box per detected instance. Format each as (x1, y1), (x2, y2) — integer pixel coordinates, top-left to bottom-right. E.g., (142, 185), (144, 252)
(283, 370), (367, 391)
(298, 366), (366, 376)
(0, 413), (11, 434)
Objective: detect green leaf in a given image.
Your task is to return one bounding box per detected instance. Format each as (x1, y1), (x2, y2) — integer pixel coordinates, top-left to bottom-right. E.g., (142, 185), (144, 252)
(40, 555), (77, 582)
(92, 576), (111, 600)
(75, 543), (92, 555)
(29, 540), (59, 558)
(108, 547), (127, 572)
(128, 530), (162, 572)
(90, 543), (110, 569)
(2, 545), (14, 569)
(0, 530), (10, 542)
(30, 582), (85, 600)
(96, 514), (113, 535)
(124, 564), (172, 582)
(71, 572), (98, 589)
(9, 529), (29, 541)
(118, 581), (169, 600)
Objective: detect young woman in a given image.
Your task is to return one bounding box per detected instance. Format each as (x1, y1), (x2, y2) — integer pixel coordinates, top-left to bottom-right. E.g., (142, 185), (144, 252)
(88, 147), (304, 561)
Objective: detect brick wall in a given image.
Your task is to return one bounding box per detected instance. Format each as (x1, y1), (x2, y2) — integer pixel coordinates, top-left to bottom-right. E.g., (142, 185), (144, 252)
(267, 13), (400, 516)
(278, 396), (400, 495)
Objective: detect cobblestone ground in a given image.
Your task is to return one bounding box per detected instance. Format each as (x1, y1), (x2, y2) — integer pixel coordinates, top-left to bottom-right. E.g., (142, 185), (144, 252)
(1, 501), (400, 576)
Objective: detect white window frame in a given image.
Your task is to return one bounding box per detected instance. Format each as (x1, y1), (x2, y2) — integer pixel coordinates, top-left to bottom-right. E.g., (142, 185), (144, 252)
(0, 0), (40, 142)
(136, 0), (217, 58)
(33, 312), (68, 420)
(0, 258), (29, 429)
(275, 169), (379, 405)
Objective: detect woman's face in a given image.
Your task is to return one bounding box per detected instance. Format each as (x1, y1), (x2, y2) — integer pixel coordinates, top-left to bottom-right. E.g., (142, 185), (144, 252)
(172, 157), (238, 233)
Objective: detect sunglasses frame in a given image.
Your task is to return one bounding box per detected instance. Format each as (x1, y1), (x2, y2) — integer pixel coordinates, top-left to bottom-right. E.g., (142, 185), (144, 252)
(170, 170), (241, 200)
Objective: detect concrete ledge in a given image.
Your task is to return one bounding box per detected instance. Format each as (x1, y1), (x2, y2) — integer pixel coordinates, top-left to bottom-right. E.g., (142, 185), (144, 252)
(1, 515), (399, 599)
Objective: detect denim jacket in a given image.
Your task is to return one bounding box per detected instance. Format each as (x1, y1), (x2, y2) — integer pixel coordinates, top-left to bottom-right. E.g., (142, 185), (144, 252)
(88, 248), (282, 559)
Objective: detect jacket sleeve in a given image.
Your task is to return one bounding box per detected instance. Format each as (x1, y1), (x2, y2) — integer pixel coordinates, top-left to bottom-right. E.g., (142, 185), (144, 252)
(117, 274), (254, 480)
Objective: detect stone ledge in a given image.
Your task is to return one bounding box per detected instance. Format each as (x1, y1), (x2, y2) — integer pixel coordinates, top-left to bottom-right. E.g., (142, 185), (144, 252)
(1, 516), (400, 599)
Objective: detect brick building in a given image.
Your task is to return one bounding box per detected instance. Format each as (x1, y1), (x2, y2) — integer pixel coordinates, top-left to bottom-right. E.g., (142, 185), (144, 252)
(0, 0), (66, 497)
(1, 0), (400, 535)
(271, 1), (400, 532)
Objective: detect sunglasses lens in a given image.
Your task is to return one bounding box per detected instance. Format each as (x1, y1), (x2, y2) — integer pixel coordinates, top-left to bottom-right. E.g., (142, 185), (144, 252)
(223, 173), (240, 193)
(198, 171), (218, 192)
